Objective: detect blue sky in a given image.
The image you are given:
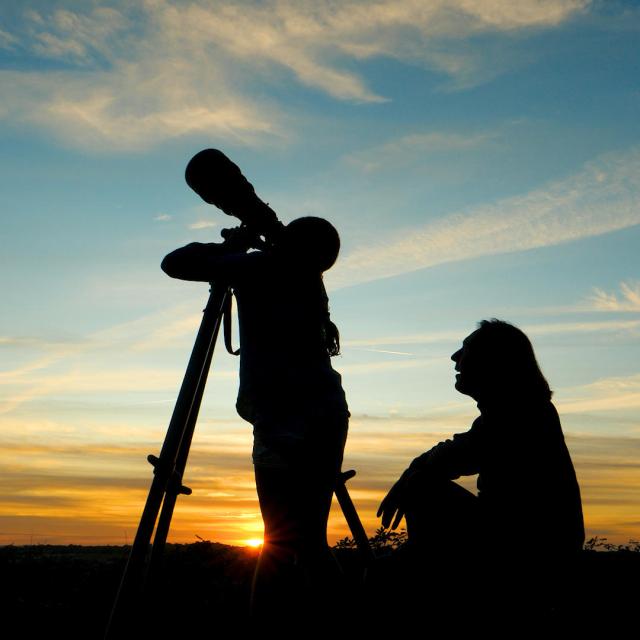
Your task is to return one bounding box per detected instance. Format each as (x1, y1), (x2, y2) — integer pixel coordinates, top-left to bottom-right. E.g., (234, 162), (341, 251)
(1, 0), (639, 545)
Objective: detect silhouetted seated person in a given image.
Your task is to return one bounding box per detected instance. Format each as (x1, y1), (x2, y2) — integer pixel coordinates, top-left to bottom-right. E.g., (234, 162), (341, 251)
(377, 319), (584, 623)
(162, 204), (349, 627)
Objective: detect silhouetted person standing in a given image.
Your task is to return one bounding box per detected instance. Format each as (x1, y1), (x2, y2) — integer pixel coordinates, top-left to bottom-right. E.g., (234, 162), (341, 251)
(377, 319), (584, 625)
(162, 162), (349, 628)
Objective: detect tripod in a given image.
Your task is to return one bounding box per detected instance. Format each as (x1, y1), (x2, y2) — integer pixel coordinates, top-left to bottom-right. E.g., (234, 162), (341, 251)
(105, 280), (373, 638)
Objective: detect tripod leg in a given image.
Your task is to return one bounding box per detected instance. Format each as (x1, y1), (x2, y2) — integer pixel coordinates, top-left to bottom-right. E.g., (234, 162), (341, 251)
(148, 303), (221, 574)
(105, 286), (229, 639)
(335, 470), (375, 568)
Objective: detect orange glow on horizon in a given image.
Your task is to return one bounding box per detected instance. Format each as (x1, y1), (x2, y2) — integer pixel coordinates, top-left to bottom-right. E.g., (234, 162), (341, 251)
(244, 538), (263, 548)
(1, 418), (639, 546)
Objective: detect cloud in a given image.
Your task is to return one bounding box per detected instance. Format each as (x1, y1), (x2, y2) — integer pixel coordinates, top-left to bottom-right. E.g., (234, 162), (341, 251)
(2, 274), (638, 416)
(344, 129), (498, 173)
(188, 220), (218, 230)
(130, 311), (202, 351)
(328, 146), (640, 289)
(557, 373), (640, 415)
(0, 27), (18, 50)
(525, 319), (640, 337)
(1, 0), (589, 150)
(355, 348), (414, 356)
(344, 330), (462, 348)
(0, 430), (260, 544)
(28, 7), (129, 62)
(4, 416), (638, 545)
(1, 3), (283, 151)
(344, 318), (640, 350)
(339, 357), (438, 376)
(1, 68), (280, 151)
(154, 213), (172, 221)
(0, 301), (229, 414)
(589, 281), (640, 312)
(2, 401), (638, 545)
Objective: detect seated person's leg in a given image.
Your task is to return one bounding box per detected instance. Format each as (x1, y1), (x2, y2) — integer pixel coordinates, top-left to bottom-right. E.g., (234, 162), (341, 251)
(405, 477), (480, 550)
(399, 478), (483, 625)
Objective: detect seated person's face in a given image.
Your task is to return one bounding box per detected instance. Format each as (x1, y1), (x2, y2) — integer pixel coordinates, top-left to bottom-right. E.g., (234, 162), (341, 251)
(451, 330), (484, 399)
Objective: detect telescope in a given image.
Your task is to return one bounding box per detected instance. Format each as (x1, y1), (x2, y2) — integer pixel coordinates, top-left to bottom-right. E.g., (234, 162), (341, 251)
(185, 148), (283, 250)
(104, 150), (373, 637)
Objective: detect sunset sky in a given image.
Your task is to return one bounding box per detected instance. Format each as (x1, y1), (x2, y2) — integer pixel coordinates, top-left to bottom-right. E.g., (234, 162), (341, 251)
(1, 0), (640, 547)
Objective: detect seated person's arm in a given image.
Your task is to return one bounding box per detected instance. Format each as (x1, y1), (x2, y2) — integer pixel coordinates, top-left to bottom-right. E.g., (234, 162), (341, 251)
(378, 422), (480, 529)
(407, 427), (480, 480)
(161, 242), (263, 283)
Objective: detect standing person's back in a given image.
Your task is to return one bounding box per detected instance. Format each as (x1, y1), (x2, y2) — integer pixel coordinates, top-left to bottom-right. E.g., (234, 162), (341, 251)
(228, 247), (348, 426)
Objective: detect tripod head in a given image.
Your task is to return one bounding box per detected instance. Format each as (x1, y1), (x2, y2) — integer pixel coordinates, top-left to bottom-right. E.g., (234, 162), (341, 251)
(185, 149), (283, 250)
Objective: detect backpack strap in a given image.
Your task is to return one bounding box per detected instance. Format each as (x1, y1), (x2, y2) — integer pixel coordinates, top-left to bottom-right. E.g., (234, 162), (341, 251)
(223, 290), (240, 356)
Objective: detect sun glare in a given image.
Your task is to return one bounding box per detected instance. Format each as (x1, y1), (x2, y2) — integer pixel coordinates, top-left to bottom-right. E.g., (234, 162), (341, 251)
(245, 538), (263, 548)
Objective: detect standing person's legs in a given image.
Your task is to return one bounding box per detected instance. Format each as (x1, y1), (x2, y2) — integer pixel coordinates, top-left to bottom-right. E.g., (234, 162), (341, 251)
(250, 416), (348, 626)
(298, 419), (348, 605)
(251, 463), (304, 625)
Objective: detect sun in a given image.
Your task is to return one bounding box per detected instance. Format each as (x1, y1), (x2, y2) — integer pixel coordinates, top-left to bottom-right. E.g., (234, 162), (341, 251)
(245, 538), (263, 548)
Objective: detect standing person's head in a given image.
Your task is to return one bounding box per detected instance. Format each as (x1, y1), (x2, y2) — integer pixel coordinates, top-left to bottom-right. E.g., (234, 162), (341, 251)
(275, 216), (340, 273)
(451, 319), (552, 403)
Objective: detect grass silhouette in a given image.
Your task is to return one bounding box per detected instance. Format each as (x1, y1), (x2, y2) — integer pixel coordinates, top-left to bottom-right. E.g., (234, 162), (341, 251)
(1, 536), (638, 637)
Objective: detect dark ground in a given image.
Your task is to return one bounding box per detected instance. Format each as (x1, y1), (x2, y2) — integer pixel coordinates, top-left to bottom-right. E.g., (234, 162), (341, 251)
(1, 541), (638, 638)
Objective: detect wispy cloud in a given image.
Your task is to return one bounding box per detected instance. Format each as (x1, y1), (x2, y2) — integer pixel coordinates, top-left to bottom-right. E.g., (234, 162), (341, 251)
(0, 301), (225, 414)
(29, 7), (128, 61)
(589, 281), (640, 312)
(188, 220), (218, 230)
(339, 357), (438, 376)
(154, 213), (172, 222)
(344, 129), (498, 173)
(0, 27), (18, 50)
(525, 319), (640, 337)
(328, 146), (640, 288)
(344, 318), (640, 350)
(1, 0), (589, 150)
(2, 286), (637, 415)
(3, 415), (638, 545)
(558, 373), (640, 415)
(1, 68), (280, 151)
(356, 348), (414, 356)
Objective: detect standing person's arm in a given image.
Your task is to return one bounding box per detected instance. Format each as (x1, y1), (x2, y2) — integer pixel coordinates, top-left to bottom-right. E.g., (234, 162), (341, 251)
(377, 420), (481, 529)
(161, 242), (265, 283)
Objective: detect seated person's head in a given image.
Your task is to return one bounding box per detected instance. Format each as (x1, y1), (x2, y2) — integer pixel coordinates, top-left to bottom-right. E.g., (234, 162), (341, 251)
(451, 319), (551, 403)
(276, 217), (340, 273)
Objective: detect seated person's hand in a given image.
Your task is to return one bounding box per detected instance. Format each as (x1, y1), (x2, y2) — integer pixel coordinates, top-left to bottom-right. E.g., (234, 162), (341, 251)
(377, 470), (414, 530)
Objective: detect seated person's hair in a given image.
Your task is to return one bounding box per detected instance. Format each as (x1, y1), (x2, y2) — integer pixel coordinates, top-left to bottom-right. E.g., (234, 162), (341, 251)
(476, 319), (552, 400)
